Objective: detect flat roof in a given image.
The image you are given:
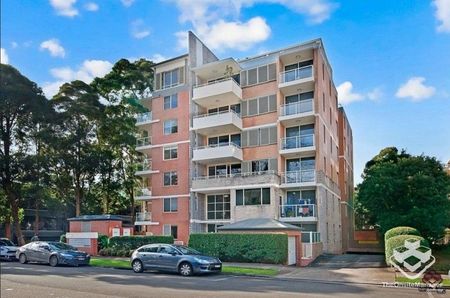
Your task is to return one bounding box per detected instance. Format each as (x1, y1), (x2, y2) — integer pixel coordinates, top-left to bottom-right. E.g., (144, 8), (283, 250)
(67, 215), (124, 222)
(152, 54), (188, 67)
(218, 218), (302, 231)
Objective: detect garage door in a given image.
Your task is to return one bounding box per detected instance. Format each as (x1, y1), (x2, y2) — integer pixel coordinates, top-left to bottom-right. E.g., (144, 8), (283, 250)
(288, 236), (296, 265)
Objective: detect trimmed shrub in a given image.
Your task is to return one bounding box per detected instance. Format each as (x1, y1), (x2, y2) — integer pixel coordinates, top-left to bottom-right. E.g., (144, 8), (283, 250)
(385, 235), (430, 264)
(98, 234), (109, 250)
(189, 233), (288, 264)
(109, 236), (173, 251)
(384, 226), (421, 242)
(60, 234), (66, 243)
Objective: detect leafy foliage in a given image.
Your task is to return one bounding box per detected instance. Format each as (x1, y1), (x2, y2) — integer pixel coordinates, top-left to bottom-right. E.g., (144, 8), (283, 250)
(385, 234), (429, 264)
(108, 236), (174, 250)
(98, 234), (109, 250)
(385, 226), (421, 242)
(189, 233), (288, 264)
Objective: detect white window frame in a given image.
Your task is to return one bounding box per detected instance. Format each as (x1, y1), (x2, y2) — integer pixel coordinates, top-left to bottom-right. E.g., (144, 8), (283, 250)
(163, 171), (178, 186)
(163, 119), (178, 135)
(163, 197), (178, 213)
(163, 145), (178, 160)
(163, 94), (178, 110)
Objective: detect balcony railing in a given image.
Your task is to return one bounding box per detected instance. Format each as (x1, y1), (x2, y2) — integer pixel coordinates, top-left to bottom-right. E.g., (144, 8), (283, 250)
(280, 204), (316, 219)
(135, 212), (151, 222)
(279, 65), (313, 84)
(280, 98), (313, 117)
(136, 112), (152, 124)
(194, 141), (241, 151)
(192, 170), (279, 190)
(280, 134), (314, 150)
(194, 77), (240, 88)
(193, 108), (241, 120)
(280, 170), (315, 184)
(136, 136), (151, 147)
(136, 159), (152, 172)
(193, 170), (276, 181)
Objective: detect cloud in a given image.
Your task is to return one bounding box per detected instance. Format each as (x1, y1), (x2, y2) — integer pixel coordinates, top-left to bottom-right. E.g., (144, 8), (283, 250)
(49, 0), (78, 17)
(433, 0), (450, 32)
(396, 77), (436, 101)
(11, 42), (18, 49)
(337, 81), (364, 105)
(84, 2), (99, 11)
(367, 87), (383, 101)
(121, 0), (135, 7)
(170, 0), (336, 51)
(1, 48), (9, 64)
(130, 19), (151, 39)
(43, 59), (113, 97)
(149, 54), (167, 63)
(40, 39), (66, 58)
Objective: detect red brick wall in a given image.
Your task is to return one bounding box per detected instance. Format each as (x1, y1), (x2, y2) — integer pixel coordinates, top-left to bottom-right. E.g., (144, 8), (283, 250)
(69, 220), (123, 237)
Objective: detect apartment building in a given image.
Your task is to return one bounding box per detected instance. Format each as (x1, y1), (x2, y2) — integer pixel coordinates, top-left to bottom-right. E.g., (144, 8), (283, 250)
(134, 32), (353, 254)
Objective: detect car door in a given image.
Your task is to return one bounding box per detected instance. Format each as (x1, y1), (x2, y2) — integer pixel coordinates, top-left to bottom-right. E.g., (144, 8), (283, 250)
(140, 245), (159, 268)
(25, 243), (41, 262)
(35, 243), (51, 263)
(157, 245), (181, 270)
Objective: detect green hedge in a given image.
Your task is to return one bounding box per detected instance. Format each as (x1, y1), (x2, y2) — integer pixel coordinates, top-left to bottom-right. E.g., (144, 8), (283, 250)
(98, 234), (109, 250)
(384, 226), (421, 242)
(189, 233), (288, 264)
(385, 235), (430, 264)
(108, 236), (173, 250)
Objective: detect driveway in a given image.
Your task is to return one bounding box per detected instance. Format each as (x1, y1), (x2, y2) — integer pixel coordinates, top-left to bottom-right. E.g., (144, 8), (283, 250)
(311, 254), (386, 268)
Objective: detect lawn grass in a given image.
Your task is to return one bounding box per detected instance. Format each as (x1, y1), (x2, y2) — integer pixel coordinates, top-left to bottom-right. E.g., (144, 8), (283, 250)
(89, 257), (279, 276)
(395, 276), (450, 286)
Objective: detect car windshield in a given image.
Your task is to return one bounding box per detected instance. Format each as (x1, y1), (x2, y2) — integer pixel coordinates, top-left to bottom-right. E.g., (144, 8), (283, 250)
(175, 246), (201, 255)
(49, 242), (77, 251)
(0, 239), (15, 246)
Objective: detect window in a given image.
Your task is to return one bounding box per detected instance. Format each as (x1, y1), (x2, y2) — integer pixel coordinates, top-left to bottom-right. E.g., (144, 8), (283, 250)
(208, 164), (241, 177)
(163, 197), (178, 212)
(162, 69), (179, 89)
(242, 94), (277, 117)
(322, 93), (325, 112)
(330, 136), (333, 153)
(163, 171), (178, 186)
(208, 134), (240, 147)
(240, 63), (276, 87)
(329, 107), (332, 124)
(207, 194), (230, 220)
(322, 63), (325, 80)
(163, 119), (178, 135)
(163, 145), (178, 160)
(251, 159), (269, 173)
(236, 188), (271, 206)
(323, 125), (326, 143)
(164, 94), (178, 110)
(163, 225), (178, 239)
(207, 224), (224, 233)
(241, 126), (277, 147)
(139, 245), (158, 253)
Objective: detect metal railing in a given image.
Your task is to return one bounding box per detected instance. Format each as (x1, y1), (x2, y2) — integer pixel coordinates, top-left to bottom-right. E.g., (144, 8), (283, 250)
(280, 98), (313, 116)
(193, 109), (241, 119)
(280, 134), (314, 150)
(136, 188), (152, 197)
(194, 77), (240, 89)
(280, 170), (315, 184)
(136, 112), (152, 124)
(279, 65), (313, 84)
(193, 141), (241, 151)
(135, 212), (152, 222)
(193, 170), (276, 181)
(280, 204), (316, 218)
(136, 159), (152, 172)
(301, 231), (321, 244)
(136, 136), (151, 147)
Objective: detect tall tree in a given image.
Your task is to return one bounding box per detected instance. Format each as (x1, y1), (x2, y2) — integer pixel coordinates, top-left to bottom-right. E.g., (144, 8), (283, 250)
(0, 64), (50, 244)
(51, 80), (104, 216)
(356, 147), (450, 242)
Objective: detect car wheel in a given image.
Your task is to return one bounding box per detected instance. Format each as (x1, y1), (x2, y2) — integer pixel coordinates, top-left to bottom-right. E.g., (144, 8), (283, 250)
(19, 253), (27, 264)
(179, 262), (193, 276)
(132, 260), (143, 273)
(49, 255), (58, 267)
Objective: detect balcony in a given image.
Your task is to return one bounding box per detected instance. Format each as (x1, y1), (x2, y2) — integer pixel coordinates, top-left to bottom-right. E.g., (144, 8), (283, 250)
(136, 136), (152, 151)
(134, 212), (157, 225)
(279, 65), (314, 95)
(135, 159), (157, 176)
(135, 112), (152, 126)
(279, 134), (315, 157)
(279, 99), (315, 125)
(135, 188), (152, 201)
(192, 78), (242, 108)
(280, 170), (316, 188)
(192, 171), (280, 192)
(279, 204), (317, 222)
(192, 142), (243, 164)
(192, 110), (242, 135)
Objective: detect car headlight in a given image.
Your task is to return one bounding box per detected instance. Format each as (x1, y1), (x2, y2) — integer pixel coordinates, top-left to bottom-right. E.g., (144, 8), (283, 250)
(60, 253), (74, 258)
(194, 258), (210, 264)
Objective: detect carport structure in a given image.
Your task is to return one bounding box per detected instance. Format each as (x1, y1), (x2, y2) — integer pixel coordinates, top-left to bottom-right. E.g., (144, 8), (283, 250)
(217, 218), (303, 266)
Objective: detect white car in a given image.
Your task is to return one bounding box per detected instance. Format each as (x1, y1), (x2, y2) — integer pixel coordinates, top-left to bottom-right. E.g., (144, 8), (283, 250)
(0, 238), (18, 261)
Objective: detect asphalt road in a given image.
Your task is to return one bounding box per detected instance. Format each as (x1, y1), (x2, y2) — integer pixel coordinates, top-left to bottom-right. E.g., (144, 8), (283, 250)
(0, 262), (439, 298)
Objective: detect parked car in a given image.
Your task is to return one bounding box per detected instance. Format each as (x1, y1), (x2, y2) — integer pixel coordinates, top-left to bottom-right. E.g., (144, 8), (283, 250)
(130, 244), (222, 276)
(0, 238), (18, 261)
(16, 241), (90, 267)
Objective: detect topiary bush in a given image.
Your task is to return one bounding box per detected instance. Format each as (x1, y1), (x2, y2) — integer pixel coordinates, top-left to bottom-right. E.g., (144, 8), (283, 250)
(385, 234), (430, 265)
(109, 236), (173, 251)
(384, 226), (421, 242)
(189, 233), (288, 264)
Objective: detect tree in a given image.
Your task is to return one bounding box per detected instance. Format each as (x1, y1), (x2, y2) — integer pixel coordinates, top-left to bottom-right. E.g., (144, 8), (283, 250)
(0, 64), (50, 244)
(51, 80), (104, 216)
(355, 147), (450, 242)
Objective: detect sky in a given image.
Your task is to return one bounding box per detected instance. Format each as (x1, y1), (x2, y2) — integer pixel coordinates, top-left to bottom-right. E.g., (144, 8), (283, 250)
(1, 0), (449, 183)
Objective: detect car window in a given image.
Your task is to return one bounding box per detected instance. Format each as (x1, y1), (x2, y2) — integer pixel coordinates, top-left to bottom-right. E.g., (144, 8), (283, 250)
(175, 246), (201, 255)
(139, 245), (158, 253)
(158, 245), (176, 254)
(49, 242), (76, 251)
(0, 239), (14, 246)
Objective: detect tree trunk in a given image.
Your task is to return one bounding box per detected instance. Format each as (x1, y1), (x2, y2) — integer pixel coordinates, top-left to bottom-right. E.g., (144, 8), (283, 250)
(75, 184), (81, 216)
(10, 200), (24, 245)
(130, 188), (135, 223)
(5, 216), (11, 239)
(34, 199), (40, 235)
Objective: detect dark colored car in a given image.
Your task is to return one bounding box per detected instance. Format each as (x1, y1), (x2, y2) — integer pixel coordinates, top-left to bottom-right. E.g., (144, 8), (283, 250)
(130, 244), (222, 276)
(16, 241), (90, 267)
(0, 238), (18, 261)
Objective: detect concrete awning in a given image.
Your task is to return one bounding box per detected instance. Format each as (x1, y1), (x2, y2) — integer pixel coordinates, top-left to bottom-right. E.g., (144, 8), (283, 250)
(67, 214), (124, 222)
(217, 218), (302, 231)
